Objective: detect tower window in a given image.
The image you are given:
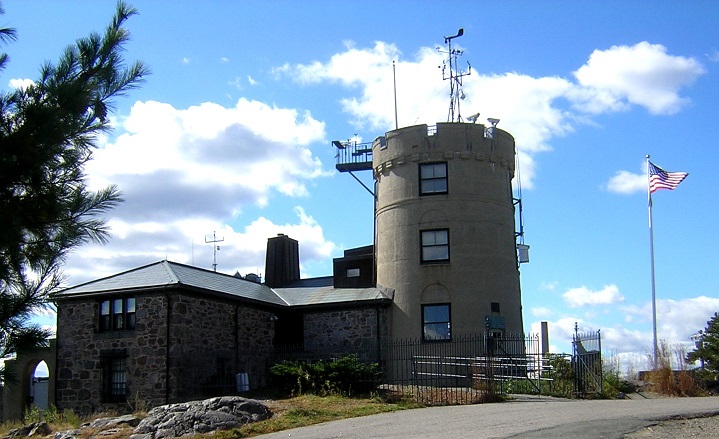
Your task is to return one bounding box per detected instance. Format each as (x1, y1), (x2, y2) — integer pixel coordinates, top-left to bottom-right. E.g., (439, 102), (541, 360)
(419, 162), (448, 195)
(491, 302), (500, 314)
(420, 229), (449, 263)
(422, 304), (451, 341)
(346, 268), (360, 278)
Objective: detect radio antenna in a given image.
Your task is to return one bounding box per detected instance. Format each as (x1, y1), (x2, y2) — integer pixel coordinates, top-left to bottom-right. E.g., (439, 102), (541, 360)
(438, 28), (471, 122)
(205, 231), (224, 271)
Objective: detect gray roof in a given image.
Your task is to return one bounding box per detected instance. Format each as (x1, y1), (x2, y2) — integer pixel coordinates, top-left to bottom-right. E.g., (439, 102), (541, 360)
(274, 285), (393, 307)
(53, 260), (392, 308)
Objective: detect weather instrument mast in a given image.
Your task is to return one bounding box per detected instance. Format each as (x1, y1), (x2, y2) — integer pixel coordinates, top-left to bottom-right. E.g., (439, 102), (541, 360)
(438, 28), (471, 123)
(205, 231), (224, 272)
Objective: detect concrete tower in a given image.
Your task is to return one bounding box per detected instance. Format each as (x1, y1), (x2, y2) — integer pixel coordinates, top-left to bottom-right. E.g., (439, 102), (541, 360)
(372, 122), (523, 340)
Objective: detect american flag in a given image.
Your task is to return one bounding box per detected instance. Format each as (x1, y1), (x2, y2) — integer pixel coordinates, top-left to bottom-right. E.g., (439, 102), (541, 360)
(648, 161), (688, 193)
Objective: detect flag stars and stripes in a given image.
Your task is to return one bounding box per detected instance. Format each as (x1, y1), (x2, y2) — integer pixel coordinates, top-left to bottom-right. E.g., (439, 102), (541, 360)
(648, 161), (688, 193)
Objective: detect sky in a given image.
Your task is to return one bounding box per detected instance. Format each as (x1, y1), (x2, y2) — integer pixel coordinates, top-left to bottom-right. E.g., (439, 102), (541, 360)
(3, 0), (719, 375)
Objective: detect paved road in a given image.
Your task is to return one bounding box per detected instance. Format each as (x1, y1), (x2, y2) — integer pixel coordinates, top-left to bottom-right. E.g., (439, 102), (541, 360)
(256, 396), (719, 439)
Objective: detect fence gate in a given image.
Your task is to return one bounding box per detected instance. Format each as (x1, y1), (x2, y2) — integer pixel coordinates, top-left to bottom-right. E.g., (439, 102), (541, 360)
(572, 324), (602, 396)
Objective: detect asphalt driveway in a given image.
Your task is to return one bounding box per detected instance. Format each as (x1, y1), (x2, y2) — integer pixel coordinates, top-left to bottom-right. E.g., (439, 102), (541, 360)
(256, 395), (719, 439)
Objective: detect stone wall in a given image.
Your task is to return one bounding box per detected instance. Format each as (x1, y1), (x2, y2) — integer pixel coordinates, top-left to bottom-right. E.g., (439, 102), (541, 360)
(303, 307), (388, 362)
(55, 292), (169, 414)
(56, 290), (276, 415)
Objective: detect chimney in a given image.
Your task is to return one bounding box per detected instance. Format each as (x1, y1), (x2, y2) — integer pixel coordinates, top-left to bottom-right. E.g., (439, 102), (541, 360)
(264, 234), (300, 288)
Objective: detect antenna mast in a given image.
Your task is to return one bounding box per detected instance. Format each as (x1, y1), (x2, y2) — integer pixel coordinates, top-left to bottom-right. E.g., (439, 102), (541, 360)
(205, 231), (224, 272)
(439, 28), (471, 123)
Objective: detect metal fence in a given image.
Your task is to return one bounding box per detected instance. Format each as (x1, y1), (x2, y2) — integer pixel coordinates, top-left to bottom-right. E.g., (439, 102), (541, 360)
(270, 333), (560, 404)
(572, 327), (603, 396)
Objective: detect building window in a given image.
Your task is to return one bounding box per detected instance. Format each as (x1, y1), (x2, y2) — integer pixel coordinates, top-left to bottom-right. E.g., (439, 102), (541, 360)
(420, 229), (449, 263)
(346, 268), (360, 278)
(491, 302), (500, 314)
(422, 304), (451, 341)
(419, 162), (448, 195)
(99, 297), (136, 331)
(101, 354), (127, 402)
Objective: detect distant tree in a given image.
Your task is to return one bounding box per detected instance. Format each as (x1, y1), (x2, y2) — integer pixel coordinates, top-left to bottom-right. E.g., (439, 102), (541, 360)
(687, 312), (719, 378)
(0, 1), (148, 383)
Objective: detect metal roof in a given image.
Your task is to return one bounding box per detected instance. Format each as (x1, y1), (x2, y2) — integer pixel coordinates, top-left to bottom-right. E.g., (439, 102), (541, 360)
(53, 261), (287, 306)
(53, 260), (391, 308)
(273, 285), (393, 307)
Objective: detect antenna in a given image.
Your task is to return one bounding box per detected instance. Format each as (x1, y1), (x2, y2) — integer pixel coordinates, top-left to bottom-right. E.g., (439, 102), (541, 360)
(205, 231), (224, 271)
(438, 28), (471, 123)
(393, 60), (399, 130)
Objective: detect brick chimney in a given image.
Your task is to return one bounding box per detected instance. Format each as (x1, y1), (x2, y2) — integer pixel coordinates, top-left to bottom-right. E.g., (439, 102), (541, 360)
(264, 234), (300, 288)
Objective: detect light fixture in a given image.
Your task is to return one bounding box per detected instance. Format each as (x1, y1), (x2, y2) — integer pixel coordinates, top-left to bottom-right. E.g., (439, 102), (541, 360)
(467, 113), (480, 123)
(487, 118), (500, 127)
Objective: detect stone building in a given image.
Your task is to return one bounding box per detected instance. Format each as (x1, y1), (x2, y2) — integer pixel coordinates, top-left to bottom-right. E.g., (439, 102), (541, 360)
(336, 122), (525, 343)
(7, 118), (527, 420)
(47, 234), (392, 415)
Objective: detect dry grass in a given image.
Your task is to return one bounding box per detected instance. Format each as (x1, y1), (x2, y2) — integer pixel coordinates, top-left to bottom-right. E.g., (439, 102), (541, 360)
(643, 367), (705, 397)
(212, 394), (422, 438)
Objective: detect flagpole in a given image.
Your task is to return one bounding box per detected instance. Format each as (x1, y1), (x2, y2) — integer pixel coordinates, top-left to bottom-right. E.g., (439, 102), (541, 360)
(647, 154), (659, 369)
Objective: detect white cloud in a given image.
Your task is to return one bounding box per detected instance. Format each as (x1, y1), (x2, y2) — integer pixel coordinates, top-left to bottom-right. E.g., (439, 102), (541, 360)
(605, 169), (647, 194)
(181, 57), (191, 64)
(623, 296), (719, 343)
(530, 295), (718, 372)
(707, 50), (719, 63)
(540, 280), (559, 291)
(65, 206), (336, 285)
(8, 78), (34, 90)
(571, 42), (705, 115)
(63, 97), (333, 286)
(276, 41), (702, 190)
(563, 284), (624, 308)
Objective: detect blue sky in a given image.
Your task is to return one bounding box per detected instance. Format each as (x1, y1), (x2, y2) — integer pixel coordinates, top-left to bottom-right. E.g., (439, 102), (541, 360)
(4, 0), (719, 373)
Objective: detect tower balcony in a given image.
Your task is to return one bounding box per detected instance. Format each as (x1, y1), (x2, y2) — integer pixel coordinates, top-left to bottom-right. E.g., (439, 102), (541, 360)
(333, 140), (374, 172)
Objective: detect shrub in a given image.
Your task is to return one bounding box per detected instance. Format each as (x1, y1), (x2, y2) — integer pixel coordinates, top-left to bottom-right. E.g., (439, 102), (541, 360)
(270, 355), (380, 396)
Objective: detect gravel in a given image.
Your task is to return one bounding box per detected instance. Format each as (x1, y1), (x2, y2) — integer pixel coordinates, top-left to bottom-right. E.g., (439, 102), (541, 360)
(624, 415), (719, 438)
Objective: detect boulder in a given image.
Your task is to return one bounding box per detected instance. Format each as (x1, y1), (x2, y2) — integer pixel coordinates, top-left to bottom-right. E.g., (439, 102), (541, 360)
(131, 396), (272, 438)
(4, 422), (51, 438)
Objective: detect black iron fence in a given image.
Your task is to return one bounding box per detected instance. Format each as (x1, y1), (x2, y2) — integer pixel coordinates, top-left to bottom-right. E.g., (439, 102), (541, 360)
(271, 333), (560, 404)
(572, 327), (603, 396)
(197, 331), (603, 404)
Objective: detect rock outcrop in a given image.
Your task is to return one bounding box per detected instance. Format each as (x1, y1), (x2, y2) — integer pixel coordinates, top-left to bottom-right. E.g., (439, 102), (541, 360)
(130, 396), (272, 438)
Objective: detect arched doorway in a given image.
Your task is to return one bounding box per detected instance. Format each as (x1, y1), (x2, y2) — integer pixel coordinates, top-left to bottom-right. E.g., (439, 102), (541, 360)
(1, 340), (56, 422)
(30, 361), (50, 410)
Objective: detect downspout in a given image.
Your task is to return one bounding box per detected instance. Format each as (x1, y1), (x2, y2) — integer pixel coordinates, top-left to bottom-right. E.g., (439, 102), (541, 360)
(234, 305), (240, 376)
(375, 305), (382, 363)
(162, 286), (171, 404)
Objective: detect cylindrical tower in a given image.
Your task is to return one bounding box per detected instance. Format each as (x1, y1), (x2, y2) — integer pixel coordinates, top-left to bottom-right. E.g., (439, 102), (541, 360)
(373, 122), (523, 341)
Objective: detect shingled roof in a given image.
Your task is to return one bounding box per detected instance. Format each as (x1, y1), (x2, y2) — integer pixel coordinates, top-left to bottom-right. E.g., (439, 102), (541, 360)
(53, 260), (392, 308)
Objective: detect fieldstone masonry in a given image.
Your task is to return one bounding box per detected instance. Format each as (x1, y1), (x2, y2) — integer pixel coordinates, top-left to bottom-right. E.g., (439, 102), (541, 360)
(55, 290), (276, 415)
(304, 308), (389, 360)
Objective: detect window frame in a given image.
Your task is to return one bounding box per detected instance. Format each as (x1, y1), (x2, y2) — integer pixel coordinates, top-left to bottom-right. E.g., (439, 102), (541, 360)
(420, 229), (450, 264)
(99, 297), (136, 332)
(346, 267), (361, 278)
(422, 303), (451, 342)
(101, 353), (128, 403)
(419, 162), (448, 195)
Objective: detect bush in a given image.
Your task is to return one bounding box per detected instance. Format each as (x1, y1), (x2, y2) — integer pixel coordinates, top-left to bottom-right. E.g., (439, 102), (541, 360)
(644, 367), (704, 396)
(270, 355), (380, 396)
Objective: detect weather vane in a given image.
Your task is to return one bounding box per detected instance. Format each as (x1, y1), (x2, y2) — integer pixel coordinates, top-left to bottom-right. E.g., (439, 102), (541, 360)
(205, 231), (224, 272)
(438, 28), (471, 123)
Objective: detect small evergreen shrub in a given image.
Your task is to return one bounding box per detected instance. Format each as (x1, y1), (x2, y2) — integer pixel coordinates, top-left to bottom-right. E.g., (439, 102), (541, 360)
(270, 355), (380, 396)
